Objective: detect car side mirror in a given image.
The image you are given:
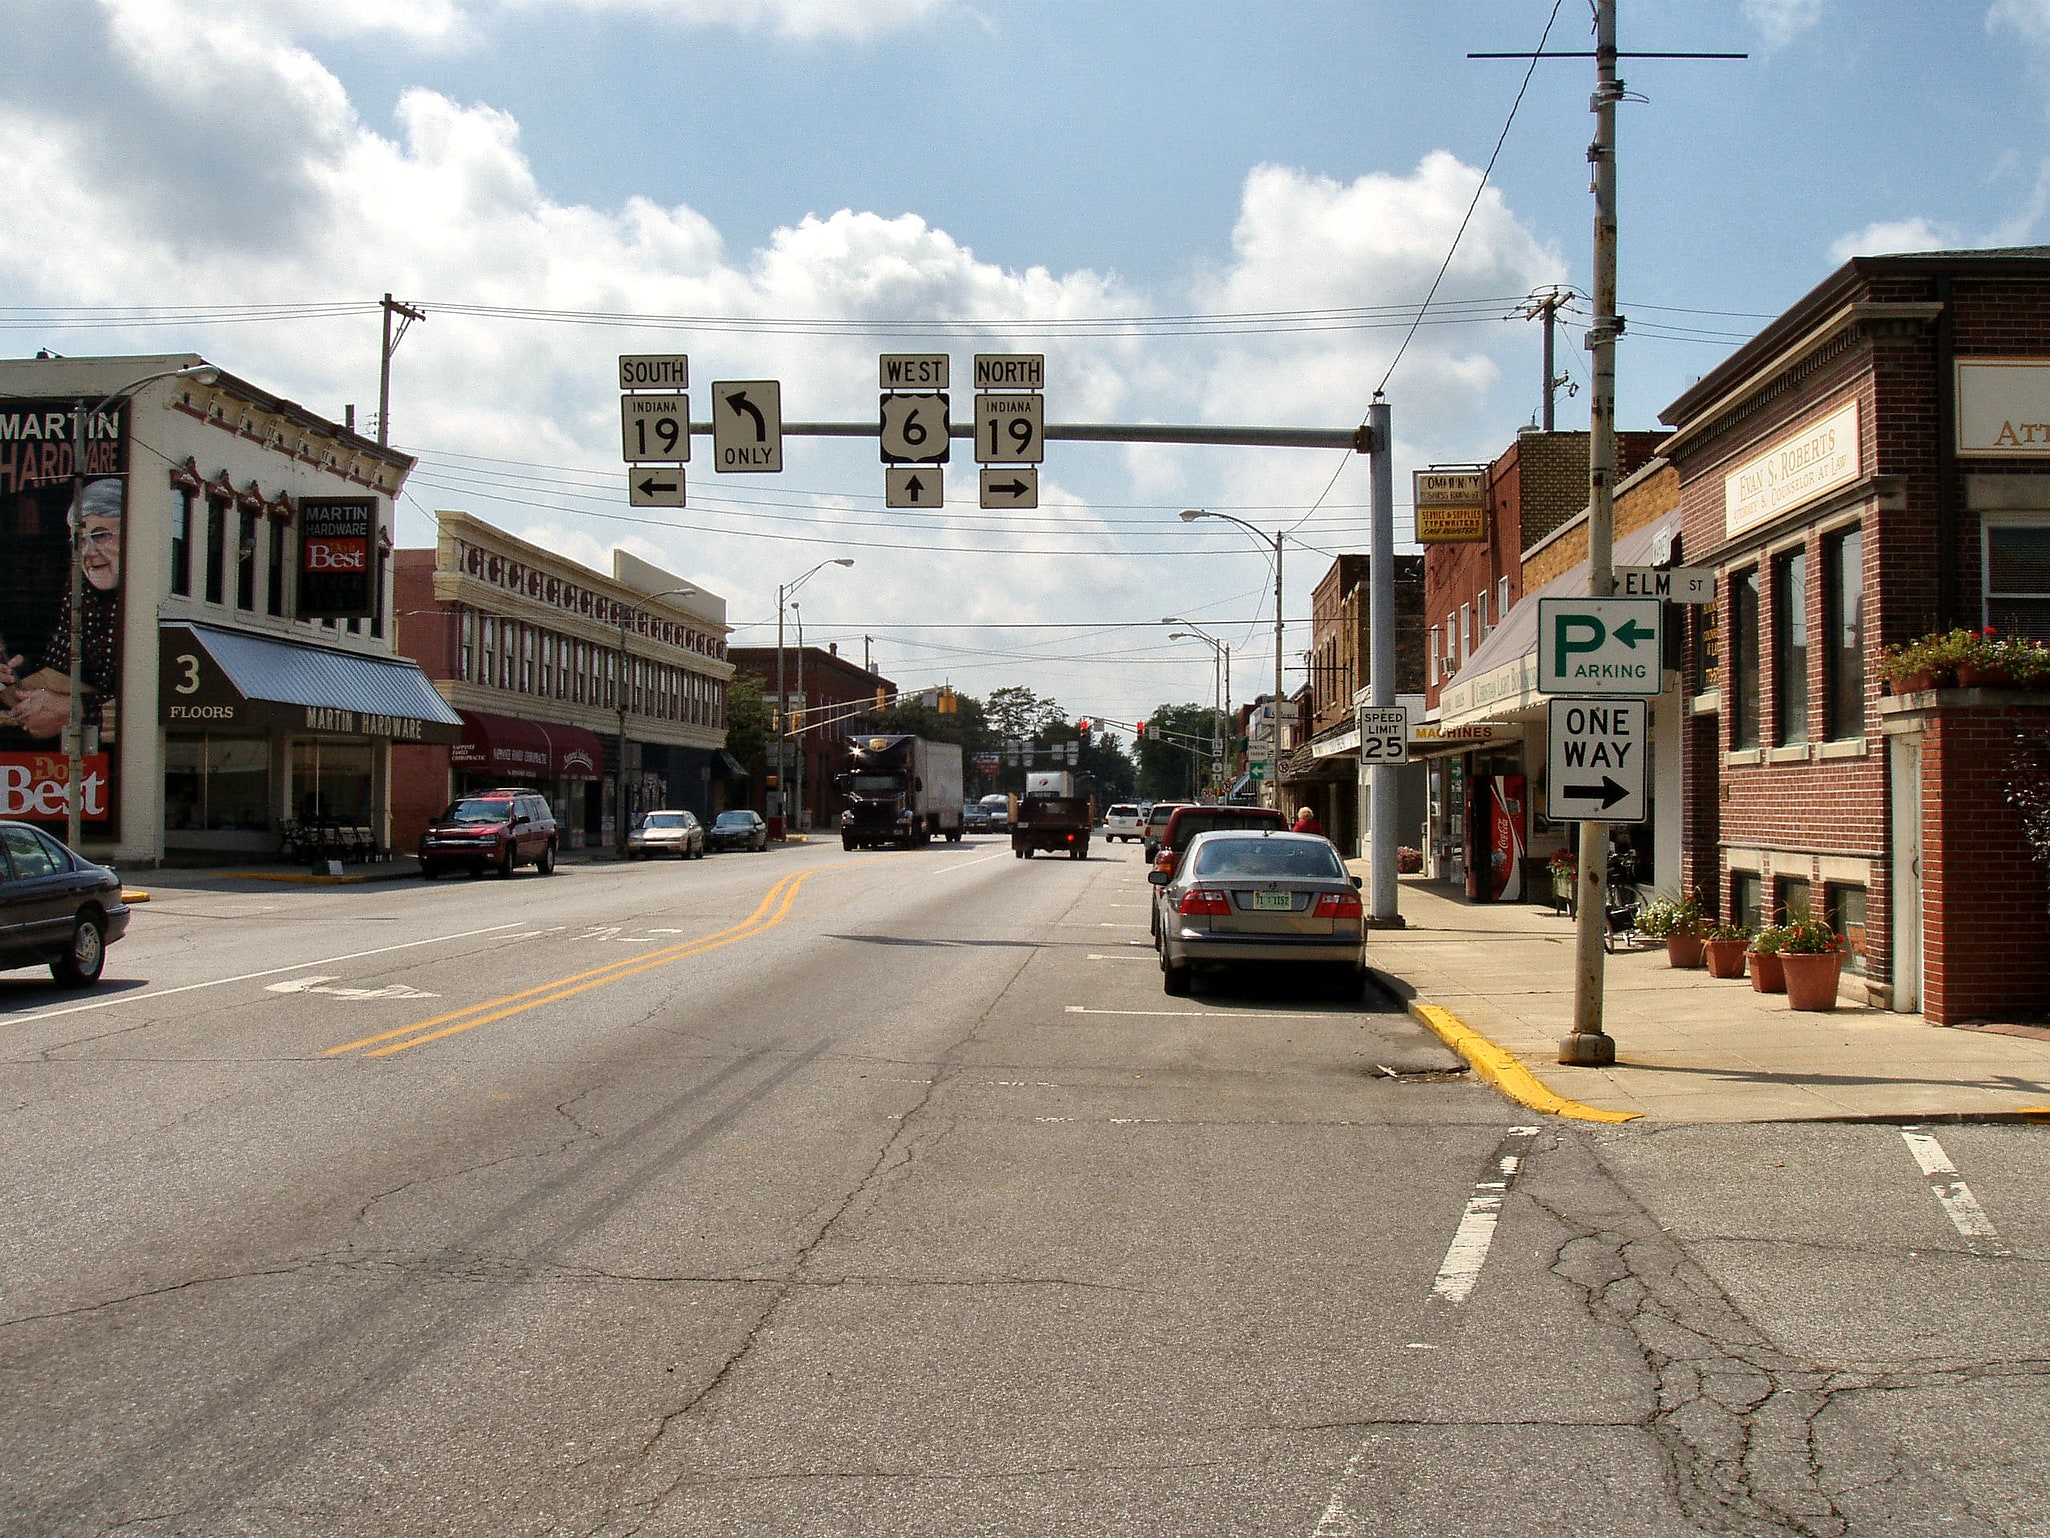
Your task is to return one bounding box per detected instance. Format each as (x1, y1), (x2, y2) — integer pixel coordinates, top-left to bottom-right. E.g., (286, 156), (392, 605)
(1148, 869), (1170, 885)
(514, 814), (530, 826)
(1352, 875), (1363, 889)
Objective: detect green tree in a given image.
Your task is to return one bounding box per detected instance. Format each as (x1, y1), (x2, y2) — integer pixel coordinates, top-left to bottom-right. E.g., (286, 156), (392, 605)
(985, 685), (1066, 741)
(724, 674), (771, 785)
(1136, 702), (1221, 801)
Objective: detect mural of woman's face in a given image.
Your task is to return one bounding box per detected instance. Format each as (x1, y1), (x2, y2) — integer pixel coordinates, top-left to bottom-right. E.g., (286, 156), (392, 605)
(80, 514), (121, 592)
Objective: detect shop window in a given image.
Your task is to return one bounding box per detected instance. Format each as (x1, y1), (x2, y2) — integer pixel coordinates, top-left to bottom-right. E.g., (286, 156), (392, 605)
(521, 627), (533, 694)
(165, 735), (270, 832)
(1984, 520), (2050, 640)
(460, 611), (474, 682)
(1497, 577), (1510, 622)
(170, 490), (193, 597)
(370, 546), (386, 639)
(480, 618), (496, 687)
(267, 521), (287, 617)
(204, 496), (227, 604)
(1730, 870), (1762, 931)
(1774, 548), (1808, 746)
(1825, 883), (1868, 977)
(236, 509), (258, 611)
(289, 738), (374, 825)
(1729, 568), (1760, 749)
(1694, 593), (1721, 695)
(1824, 526), (1863, 740)
(1775, 874), (1811, 923)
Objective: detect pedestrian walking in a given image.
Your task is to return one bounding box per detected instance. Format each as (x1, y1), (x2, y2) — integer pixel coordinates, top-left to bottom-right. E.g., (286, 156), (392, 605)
(1292, 805), (1324, 837)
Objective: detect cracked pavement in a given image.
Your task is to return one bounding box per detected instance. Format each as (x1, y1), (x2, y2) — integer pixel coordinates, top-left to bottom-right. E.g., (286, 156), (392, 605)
(1, 842), (2044, 1535)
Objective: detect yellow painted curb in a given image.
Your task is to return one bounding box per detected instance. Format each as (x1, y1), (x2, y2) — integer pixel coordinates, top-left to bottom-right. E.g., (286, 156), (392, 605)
(1410, 1001), (1642, 1123)
(120, 890), (150, 903)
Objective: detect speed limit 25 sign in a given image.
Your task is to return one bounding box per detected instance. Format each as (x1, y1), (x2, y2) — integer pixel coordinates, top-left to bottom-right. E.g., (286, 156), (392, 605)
(879, 393), (950, 464)
(1357, 705), (1411, 764)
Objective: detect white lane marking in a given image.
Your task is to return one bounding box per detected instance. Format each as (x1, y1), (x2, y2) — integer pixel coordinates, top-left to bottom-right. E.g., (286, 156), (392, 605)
(1087, 953), (1156, 961)
(1066, 1005), (1335, 1020)
(265, 976), (440, 1001)
(1900, 1127), (2012, 1254)
(2, 923), (526, 1024)
(1430, 1126), (1541, 1305)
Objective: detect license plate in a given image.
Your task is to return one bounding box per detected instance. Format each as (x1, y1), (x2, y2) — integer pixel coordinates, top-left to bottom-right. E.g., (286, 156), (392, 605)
(1252, 891), (1293, 911)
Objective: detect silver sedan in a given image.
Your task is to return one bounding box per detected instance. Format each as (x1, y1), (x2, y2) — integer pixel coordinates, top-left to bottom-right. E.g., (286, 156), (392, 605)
(626, 809), (705, 860)
(1151, 829), (1366, 999)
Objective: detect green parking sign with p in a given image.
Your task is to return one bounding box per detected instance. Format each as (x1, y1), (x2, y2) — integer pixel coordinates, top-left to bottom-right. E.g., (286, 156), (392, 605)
(1537, 597), (1663, 696)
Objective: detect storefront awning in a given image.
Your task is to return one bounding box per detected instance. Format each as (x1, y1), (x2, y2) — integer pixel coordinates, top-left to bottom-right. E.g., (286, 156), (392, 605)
(1437, 514), (1681, 728)
(714, 749), (749, 778)
(452, 710), (605, 782)
(160, 622), (464, 743)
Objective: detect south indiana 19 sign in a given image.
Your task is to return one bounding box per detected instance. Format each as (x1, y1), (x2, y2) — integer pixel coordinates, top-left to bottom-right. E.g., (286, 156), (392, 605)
(298, 497), (377, 620)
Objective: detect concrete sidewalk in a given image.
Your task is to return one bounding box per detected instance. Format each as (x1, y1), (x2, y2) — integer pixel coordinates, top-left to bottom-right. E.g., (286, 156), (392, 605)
(1363, 874), (2050, 1124)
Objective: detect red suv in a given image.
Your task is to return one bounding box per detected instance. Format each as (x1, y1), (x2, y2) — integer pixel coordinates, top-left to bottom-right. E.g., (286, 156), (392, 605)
(420, 790), (559, 879)
(1149, 803), (1289, 940)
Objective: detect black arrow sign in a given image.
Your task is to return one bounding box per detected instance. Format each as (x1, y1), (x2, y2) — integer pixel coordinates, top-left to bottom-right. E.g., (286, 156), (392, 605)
(723, 389), (766, 440)
(904, 474), (927, 501)
(987, 478), (1029, 499)
(636, 473), (680, 498)
(1559, 775), (1630, 810)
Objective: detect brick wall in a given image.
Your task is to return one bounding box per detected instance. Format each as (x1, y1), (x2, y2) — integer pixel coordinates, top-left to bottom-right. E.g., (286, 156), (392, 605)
(1921, 702), (2050, 1024)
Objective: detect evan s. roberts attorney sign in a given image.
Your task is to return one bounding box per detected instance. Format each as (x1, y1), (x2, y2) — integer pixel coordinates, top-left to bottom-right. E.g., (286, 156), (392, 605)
(1725, 399), (1861, 538)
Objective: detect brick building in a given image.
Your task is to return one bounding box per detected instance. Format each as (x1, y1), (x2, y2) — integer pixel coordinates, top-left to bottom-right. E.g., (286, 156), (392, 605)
(1285, 553), (1427, 853)
(392, 512), (734, 852)
(1662, 246), (2050, 1022)
(729, 644), (892, 833)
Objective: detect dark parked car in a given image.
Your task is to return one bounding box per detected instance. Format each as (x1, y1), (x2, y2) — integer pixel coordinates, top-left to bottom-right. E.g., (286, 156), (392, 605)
(627, 809), (705, 860)
(1152, 829), (1365, 998)
(419, 790), (559, 878)
(706, 809), (770, 852)
(0, 821), (130, 985)
(961, 801), (992, 834)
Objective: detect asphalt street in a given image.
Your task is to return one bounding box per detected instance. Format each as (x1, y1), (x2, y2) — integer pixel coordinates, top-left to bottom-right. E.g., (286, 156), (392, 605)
(1, 837), (2044, 1536)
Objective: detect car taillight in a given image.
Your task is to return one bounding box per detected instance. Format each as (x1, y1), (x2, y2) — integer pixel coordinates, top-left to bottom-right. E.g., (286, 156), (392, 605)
(1177, 888), (1232, 917)
(1314, 891), (1364, 918)
(1154, 853), (1176, 875)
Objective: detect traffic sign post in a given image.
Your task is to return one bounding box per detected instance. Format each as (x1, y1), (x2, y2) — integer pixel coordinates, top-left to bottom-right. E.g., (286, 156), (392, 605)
(1537, 597), (1663, 695)
(1545, 699), (1647, 824)
(621, 393), (690, 463)
(879, 393), (950, 464)
(1357, 704), (1410, 764)
(979, 467), (1038, 509)
(1616, 564), (1714, 603)
(627, 468), (686, 507)
(886, 466), (943, 509)
(712, 381), (782, 472)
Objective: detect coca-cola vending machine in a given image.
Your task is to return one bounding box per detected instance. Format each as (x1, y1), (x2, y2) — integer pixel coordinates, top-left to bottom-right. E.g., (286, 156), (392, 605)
(1464, 772), (1527, 903)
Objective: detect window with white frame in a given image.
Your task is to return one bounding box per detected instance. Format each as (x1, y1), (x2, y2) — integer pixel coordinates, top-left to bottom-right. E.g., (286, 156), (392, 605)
(1985, 517), (2050, 640)
(1497, 576), (1510, 620)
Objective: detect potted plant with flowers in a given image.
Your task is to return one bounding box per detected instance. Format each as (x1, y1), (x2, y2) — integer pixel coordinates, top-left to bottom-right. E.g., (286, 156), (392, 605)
(1548, 848), (1577, 911)
(1747, 922), (1789, 993)
(1778, 915), (1847, 1010)
(1636, 892), (1708, 968)
(1702, 921), (1751, 979)
(1878, 628), (1982, 693)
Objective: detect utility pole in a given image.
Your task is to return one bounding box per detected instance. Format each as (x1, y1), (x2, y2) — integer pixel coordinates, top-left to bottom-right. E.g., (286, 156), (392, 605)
(377, 293), (425, 447)
(1366, 394), (1401, 925)
(1563, 0), (1623, 1067)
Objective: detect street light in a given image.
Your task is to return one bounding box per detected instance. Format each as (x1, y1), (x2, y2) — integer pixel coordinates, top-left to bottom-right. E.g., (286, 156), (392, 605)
(776, 557), (853, 836)
(615, 585), (696, 853)
(1179, 510), (1284, 806)
(63, 362), (219, 847)
(1164, 621), (1229, 799)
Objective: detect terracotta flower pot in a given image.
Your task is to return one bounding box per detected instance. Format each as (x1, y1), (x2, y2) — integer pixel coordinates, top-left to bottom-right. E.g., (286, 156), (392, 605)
(1955, 663), (2014, 689)
(1704, 937), (1748, 978)
(1747, 951), (1785, 993)
(1891, 670), (1939, 694)
(1781, 951), (1844, 1011)
(1665, 934), (1706, 969)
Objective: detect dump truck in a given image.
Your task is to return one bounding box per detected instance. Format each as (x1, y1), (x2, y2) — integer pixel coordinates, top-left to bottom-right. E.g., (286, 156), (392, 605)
(837, 735), (964, 850)
(1012, 770), (1093, 860)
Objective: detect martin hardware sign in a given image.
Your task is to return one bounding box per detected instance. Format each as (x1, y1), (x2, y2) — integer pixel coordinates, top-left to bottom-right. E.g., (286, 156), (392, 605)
(297, 497), (377, 620)
(1537, 597), (1664, 696)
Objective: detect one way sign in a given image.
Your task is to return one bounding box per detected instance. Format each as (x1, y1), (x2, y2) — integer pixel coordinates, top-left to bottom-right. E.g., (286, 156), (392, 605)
(1546, 698), (1647, 824)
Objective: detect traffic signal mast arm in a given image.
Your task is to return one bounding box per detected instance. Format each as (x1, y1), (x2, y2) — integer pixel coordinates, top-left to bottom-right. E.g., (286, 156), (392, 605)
(685, 419), (1376, 452)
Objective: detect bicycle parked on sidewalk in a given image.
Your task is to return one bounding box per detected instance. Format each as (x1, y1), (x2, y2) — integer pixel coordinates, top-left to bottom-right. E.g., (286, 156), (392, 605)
(1602, 845), (1646, 953)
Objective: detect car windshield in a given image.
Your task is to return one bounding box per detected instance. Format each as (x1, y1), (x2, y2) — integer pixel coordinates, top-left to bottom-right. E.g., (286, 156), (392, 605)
(1190, 836), (1344, 880)
(441, 799), (513, 824)
(642, 813), (687, 828)
(714, 812), (753, 828)
(1169, 811), (1281, 847)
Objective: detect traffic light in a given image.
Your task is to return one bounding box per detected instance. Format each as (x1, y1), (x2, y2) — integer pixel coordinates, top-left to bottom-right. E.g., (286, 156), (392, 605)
(1135, 718), (1147, 741)
(1077, 717), (1091, 747)
(875, 687), (888, 711)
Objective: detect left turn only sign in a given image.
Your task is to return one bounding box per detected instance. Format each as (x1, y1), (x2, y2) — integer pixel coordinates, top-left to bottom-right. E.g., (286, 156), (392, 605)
(712, 381), (782, 473)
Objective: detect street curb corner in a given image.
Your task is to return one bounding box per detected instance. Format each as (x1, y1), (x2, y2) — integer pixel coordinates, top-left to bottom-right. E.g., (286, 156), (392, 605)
(1408, 999), (1642, 1123)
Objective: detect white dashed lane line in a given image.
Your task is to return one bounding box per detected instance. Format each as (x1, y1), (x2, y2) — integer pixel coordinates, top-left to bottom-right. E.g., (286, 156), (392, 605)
(1430, 1125), (1541, 1305)
(1900, 1126), (2013, 1256)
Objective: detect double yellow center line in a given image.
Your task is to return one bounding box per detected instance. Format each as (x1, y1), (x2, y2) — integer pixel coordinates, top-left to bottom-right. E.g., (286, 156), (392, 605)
(326, 868), (819, 1060)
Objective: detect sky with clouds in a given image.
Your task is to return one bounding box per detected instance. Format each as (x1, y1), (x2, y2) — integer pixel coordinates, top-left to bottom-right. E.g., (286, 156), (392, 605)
(2, 0), (2046, 734)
